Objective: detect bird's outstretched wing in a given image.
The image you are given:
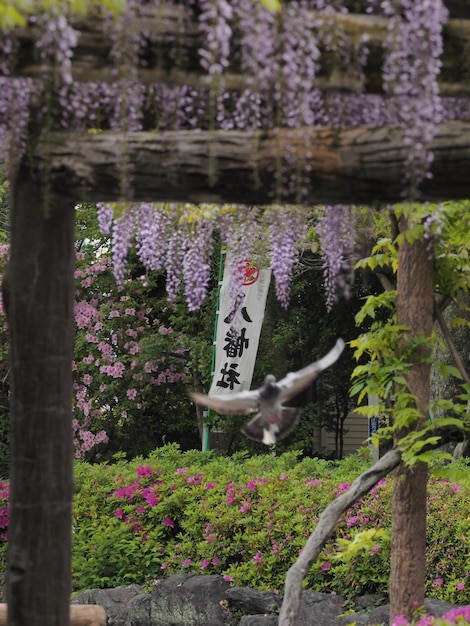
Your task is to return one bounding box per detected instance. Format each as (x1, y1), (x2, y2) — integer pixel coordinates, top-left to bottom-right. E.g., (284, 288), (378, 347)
(242, 407), (301, 445)
(189, 390), (260, 415)
(277, 338), (345, 402)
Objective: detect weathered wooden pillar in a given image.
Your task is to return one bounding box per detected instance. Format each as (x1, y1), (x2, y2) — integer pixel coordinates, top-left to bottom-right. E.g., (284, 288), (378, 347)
(390, 221), (434, 621)
(5, 163), (75, 626)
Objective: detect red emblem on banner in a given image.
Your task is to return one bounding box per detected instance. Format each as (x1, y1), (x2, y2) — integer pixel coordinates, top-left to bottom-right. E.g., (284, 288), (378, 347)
(238, 260), (260, 286)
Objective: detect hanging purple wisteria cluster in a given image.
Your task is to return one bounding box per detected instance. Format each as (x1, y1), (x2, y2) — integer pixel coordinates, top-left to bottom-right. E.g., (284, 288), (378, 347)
(0, 0), (458, 163)
(97, 202), (308, 310)
(0, 0), (458, 306)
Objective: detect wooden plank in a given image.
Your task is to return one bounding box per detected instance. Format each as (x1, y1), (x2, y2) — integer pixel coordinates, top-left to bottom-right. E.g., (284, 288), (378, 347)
(0, 604), (106, 625)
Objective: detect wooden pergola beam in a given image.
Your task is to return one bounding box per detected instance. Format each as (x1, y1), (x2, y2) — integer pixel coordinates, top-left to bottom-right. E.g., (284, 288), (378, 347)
(32, 120), (470, 205)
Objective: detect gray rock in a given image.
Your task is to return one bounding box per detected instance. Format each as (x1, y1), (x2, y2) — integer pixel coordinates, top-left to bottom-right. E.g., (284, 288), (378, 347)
(66, 575), (468, 626)
(239, 617), (279, 625)
(295, 591), (346, 626)
(340, 613), (371, 625)
(127, 574), (238, 626)
(424, 598), (459, 617)
(355, 594), (387, 610)
(72, 584), (143, 626)
(226, 587), (282, 615)
(368, 604), (390, 624)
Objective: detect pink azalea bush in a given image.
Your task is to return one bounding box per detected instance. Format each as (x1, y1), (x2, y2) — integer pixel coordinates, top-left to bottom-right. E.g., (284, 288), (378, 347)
(67, 447), (470, 600)
(73, 250), (190, 459)
(0, 237), (192, 460)
(0, 446), (467, 604)
(393, 605), (470, 625)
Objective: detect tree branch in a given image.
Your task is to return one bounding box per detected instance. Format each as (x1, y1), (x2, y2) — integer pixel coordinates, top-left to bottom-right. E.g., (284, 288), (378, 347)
(278, 424), (466, 625)
(375, 271), (395, 292)
(279, 447), (402, 625)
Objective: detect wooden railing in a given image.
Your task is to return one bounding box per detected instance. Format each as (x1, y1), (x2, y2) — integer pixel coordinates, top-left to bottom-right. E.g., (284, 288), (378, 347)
(0, 604), (106, 625)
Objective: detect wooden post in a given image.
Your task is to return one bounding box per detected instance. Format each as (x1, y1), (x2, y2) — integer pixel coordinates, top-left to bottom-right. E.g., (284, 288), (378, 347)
(0, 605), (106, 626)
(6, 164), (76, 626)
(389, 220), (434, 620)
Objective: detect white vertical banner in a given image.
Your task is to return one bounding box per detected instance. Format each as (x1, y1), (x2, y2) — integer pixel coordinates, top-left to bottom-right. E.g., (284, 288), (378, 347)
(209, 254), (271, 397)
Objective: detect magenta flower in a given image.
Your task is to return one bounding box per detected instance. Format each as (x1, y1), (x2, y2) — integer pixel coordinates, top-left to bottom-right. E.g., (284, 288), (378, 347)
(441, 606), (470, 623)
(240, 499), (251, 513)
(211, 557), (220, 565)
(223, 575), (233, 582)
(253, 551), (263, 563)
(201, 559), (209, 570)
(162, 517), (174, 528)
(144, 492), (159, 507)
(183, 558), (191, 566)
(456, 581), (465, 591)
(320, 561), (331, 572)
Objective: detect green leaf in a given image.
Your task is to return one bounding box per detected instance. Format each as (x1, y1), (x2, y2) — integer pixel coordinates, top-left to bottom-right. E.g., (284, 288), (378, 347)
(435, 363), (463, 380)
(0, 5), (27, 28)
(259, 0), (282, 12)
(431, 467), (469, 483)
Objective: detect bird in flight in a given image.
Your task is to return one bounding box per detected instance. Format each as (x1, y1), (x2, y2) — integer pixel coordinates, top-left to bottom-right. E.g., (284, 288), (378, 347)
(190, 338), (345, 445)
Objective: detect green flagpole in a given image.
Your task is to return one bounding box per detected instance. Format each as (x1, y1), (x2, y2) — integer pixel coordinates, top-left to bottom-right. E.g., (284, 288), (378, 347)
(202, 248), (226, 452)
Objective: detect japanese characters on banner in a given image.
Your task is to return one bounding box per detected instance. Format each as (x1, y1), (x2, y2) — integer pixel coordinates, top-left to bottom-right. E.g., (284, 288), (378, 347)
(209, 255), (271, 398)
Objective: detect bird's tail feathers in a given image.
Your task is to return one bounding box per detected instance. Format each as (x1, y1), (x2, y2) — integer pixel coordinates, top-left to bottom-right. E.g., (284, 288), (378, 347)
(242, 407), (301, 445)
(276, 407), (301, 440)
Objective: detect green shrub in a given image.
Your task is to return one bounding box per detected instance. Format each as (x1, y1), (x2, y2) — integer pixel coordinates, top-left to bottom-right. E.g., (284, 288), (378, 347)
(70, 445), (470, 606)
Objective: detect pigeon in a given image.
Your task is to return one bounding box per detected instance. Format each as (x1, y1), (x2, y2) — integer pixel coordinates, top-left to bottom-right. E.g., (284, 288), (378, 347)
(190, 338), (345, 445)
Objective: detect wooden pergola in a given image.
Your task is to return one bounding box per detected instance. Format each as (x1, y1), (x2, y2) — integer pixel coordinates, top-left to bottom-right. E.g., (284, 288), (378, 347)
(3, 2), (470, 625)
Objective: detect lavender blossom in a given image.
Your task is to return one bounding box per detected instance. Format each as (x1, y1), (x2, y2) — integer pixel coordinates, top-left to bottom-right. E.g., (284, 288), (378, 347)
(97, 203), (114, 236)
(183, 219), (215, 311)
(111, 207), (138, 284)
(135, 203), (172, 271)
(382, 0), (448, 197)
(268, 206), (308, 308)
(165, 224), (186, 304)
(36, 15), (79, 86)
(316, 206), (358, 310)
